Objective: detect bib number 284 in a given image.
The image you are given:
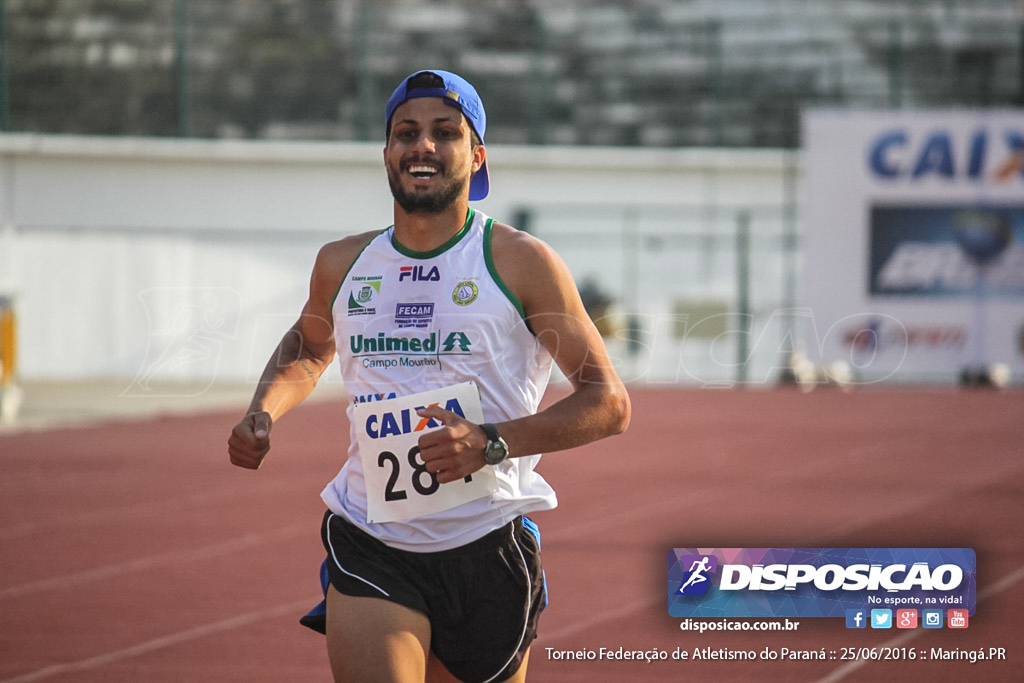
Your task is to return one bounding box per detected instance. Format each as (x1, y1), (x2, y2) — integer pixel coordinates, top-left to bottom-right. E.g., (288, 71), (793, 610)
(378, 445), (472, 501)
(354, 382), (497, 523)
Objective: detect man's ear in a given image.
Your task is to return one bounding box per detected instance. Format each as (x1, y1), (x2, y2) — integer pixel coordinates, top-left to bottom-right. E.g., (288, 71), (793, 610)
(472, 145), (487, 174)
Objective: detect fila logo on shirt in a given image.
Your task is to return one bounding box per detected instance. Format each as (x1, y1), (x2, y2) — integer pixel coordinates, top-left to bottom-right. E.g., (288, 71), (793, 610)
(399, 265), (441, 282)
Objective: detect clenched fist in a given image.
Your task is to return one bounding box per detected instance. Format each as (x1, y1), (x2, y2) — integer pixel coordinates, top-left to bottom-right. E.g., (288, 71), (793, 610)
(228, 411), (273, 469)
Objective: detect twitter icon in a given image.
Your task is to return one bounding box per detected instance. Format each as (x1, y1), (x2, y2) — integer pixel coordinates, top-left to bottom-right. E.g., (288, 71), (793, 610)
(870, 609), (893, 629)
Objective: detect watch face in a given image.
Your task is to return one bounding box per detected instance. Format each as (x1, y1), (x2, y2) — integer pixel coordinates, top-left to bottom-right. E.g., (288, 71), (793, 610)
(485, 439), (507, 465)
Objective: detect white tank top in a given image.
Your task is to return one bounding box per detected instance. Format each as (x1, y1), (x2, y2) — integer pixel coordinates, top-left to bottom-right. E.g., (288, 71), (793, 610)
(321, 209), (557, 551)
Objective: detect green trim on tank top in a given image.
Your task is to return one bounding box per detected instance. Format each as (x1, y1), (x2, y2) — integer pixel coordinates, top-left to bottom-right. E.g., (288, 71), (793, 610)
(483, 217), (528, 324)
(389, 209), (475, 258)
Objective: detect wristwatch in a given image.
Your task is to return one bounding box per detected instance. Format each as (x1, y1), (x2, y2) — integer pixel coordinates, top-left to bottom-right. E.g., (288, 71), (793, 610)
(480, 423), (509, 466)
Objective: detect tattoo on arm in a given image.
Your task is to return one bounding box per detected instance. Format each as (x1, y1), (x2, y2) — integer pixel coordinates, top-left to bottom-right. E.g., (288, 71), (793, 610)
(299, 359), (319, 385)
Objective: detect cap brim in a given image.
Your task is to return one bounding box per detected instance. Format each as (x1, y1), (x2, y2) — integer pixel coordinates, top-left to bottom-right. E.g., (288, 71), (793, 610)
(469, 160), (489, 201)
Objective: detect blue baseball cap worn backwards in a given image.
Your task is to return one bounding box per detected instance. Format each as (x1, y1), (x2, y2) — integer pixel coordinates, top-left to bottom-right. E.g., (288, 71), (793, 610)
(385, 69), (489, 201)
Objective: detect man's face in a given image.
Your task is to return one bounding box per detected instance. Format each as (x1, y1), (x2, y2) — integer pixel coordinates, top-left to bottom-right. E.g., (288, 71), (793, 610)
(384, 97), (484, 214)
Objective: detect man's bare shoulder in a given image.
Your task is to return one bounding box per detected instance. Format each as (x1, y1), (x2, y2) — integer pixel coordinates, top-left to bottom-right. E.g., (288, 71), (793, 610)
(316, 229), (385, 277)
(306, 229), (385, 305)
(489, 221), (574, 312)
(489, 221), (556, 269)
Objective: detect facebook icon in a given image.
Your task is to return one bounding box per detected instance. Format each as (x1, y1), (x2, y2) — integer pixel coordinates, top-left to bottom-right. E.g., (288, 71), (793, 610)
(846, 609), (867, 629)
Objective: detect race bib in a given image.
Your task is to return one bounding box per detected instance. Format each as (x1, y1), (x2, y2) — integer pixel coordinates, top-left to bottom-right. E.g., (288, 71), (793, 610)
(354, 382), (498, 523)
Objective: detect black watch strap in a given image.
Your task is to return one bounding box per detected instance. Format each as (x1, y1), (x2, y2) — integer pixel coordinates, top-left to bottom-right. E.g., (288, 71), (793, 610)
(480, 422), (500, 443)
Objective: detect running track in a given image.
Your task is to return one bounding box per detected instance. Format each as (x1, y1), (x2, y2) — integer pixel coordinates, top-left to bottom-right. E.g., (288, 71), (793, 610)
(1, 387), (1021, 682)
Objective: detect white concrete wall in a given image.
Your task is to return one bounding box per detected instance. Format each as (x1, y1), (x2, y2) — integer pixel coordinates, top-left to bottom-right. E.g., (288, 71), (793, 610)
(0, 134), (792, 388)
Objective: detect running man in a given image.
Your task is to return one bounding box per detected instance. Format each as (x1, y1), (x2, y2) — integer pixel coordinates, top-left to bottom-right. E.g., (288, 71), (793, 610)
(679, 556), (712, 593)
(228, 69), (630, 682)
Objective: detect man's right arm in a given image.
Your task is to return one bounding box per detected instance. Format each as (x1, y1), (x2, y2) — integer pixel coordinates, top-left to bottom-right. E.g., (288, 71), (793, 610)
(227, 235), (369, 469)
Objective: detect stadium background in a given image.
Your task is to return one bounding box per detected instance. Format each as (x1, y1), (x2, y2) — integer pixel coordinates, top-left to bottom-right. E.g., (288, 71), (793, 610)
(0, 1), (1023, 682)
(3, 0), (1023, 392)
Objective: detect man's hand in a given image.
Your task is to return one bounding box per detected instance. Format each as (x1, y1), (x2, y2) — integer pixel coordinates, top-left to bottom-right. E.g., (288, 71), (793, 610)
(415, 405), (490, 484)
(228, 412), (273, 469)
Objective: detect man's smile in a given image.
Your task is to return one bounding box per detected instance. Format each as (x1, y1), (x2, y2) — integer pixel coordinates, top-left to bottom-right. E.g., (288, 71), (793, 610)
(405, 161), (441, 180)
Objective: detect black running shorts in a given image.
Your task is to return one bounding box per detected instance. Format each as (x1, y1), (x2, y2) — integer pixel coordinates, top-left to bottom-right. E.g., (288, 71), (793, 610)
(319, 511), (546, 683)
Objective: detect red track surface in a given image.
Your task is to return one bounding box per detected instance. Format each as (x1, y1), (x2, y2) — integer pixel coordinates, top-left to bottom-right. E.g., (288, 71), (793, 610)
(1, 387), (1022, 682)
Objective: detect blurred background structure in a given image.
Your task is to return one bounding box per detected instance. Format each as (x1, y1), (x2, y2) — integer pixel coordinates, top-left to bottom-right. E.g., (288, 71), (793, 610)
(2, 8), (1022, 682)
(0, 0), (1022, 419)
(3, 0), (1022, 146)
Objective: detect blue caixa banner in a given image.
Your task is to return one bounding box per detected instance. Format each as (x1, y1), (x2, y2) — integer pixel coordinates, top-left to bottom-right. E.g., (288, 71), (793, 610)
(667, 548), (976, 618)
(869, 204), (1024, 297)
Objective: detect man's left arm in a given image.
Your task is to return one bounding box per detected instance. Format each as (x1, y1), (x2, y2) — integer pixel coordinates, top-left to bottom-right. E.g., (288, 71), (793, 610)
(417, 225), (630, 483)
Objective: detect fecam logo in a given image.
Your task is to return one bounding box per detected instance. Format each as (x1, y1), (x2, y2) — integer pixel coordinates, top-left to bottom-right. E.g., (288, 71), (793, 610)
(675, 554), (718, 596)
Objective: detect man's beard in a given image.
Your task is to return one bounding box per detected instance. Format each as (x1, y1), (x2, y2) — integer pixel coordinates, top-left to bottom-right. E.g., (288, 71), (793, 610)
(386, 158), (469, 214)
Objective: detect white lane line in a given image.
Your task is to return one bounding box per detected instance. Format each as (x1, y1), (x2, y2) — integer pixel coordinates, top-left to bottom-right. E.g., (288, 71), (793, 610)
(0, 523), (306, 600)
(814, 563), (1024, 683)
(0, 597), (315, 683)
